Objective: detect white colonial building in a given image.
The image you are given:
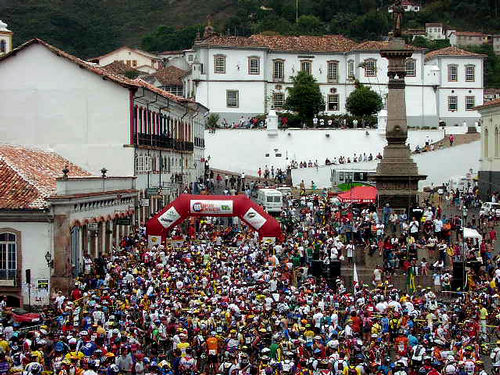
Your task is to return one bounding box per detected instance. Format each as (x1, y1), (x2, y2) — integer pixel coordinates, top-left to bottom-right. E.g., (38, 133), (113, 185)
(0, 145), (137, 306)
(477, 98), (500, 200)
(183, 34), (485, 127)
(0, 38), (208, 227)
(0, 20), (12, 56)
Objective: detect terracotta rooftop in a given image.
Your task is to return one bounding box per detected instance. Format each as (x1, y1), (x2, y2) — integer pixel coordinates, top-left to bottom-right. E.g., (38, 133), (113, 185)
(0, 145), (91, 210)
(102, 61), (139, 76)
(474, 98), (500, 110)
(455, 31), (487, 37)
(151, 66), (187, 86)
(0, 39), (199, 106)
(425, 46), (487, 60)
(197, 34), (358, 53)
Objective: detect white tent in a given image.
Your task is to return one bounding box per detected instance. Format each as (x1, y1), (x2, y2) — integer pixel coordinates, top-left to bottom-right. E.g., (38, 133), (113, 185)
(463, 228), (483, 244)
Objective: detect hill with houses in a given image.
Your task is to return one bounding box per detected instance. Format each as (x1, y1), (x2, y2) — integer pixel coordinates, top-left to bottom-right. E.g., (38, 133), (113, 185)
(0, 0), (498, 59)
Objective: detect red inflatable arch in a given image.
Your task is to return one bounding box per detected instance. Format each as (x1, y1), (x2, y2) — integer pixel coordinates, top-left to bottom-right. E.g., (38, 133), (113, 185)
(146, 194), (283, 242)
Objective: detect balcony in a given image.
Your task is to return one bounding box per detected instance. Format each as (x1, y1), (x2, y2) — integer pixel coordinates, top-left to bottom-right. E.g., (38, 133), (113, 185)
(174, 141), (194, 152)
(135, 133), (174, 149)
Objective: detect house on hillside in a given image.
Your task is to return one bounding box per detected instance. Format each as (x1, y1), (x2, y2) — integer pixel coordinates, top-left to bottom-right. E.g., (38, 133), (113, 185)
(388, 0), (420, 13)
(450, 31), (489, 48)
(0, 38), (207, 230)
(89, 46), (161, 73)
(0, 20), (12, 56)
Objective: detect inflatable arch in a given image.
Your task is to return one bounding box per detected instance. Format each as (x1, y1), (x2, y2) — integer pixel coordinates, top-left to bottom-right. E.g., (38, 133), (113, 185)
(146, 194), (283, 242)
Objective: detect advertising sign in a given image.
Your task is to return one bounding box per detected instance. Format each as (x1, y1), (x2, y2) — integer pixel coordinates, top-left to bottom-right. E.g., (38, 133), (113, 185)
(189, 200), (233, 215)
(157, 206), (181, 229)
(242, 207), (267, 230)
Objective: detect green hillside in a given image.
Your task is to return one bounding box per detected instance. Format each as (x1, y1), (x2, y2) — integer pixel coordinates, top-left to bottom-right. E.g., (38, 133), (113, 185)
(0, 0), (498, 58)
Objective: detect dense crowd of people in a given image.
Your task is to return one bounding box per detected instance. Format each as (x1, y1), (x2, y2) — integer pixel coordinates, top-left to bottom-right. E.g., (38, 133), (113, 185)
(0, 191), (499, 375)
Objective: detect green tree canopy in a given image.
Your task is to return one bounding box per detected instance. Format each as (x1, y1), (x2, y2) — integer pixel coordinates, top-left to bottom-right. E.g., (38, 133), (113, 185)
(284, 71), (325, 122)
(346, 84), (383, 117)
(142, 24), (203, 53)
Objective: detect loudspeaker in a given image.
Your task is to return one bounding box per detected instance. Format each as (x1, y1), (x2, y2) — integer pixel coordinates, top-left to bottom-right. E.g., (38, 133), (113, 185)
(330, 261), (341, 278)
(311, 260), (323, 277)
(452, 263), (464, 291)
(25, 269), (31, 284)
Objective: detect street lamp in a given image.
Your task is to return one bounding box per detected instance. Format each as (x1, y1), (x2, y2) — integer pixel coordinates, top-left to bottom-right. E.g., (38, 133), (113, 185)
(45, 251), (53, 268)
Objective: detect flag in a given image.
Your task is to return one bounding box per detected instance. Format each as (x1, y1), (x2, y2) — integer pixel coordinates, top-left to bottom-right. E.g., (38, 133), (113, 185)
(407, 266), (416, 293)
(353, 262), (359, 287)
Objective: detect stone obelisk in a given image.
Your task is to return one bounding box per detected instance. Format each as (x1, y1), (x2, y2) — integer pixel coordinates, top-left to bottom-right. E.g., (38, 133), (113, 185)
(372, 0), (426, 209)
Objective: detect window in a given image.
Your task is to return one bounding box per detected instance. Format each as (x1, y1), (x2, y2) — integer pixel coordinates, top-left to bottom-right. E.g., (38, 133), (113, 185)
(165, 85), (184, 97)
(132, 60), (137, 67)
(327, 94), (339, 111)
(465, 65), (475, 82)
(347, 60), (354, 79)
(465, 96), (475, 110)
(448, 65), (458, 82)
(226, 90), (239, 108)
(136, 156), (144, 172)
(214, 55), (226, 74)
(273, 92), (285, 109)
(136, 155), (152, 172)
(0, 233), (16, 280)
(248, 57), (260, 75)
(405, 58), (416, 77)
(188, 55), (194, 62)
(364, 59), (376, 77)
(273, 60), (284, 81)
(0, 40), (6, 53)
(327, 61), (339, 82)
(126, 60), (131, 66)
(448, 96), (458, 111)
(300, 60), (312, 74)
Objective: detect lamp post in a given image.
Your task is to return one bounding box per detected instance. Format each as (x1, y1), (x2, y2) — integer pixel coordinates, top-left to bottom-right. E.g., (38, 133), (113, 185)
(45, 251), (53, 269)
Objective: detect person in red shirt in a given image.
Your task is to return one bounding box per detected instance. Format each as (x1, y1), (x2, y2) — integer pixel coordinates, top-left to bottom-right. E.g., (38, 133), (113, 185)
(71, 286), (82, 301)
(394, 331), (409, 356)
(349, 311), (362, 334)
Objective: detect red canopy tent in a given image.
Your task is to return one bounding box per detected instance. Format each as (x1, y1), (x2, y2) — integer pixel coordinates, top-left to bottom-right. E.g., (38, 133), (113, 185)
(338, 186), (377, 204)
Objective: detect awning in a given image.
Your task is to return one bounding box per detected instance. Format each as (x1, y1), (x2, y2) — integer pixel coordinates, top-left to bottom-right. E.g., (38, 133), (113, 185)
(338, 186), (377, 203)
(463, 227), (482, 242)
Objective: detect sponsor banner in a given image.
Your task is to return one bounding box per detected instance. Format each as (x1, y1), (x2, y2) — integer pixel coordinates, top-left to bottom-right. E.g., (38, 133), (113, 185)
(190, 200), (233, 215)
(242, 207), (267, 230)
(157, 206), (181, 229)
(148, 235), (162, 248)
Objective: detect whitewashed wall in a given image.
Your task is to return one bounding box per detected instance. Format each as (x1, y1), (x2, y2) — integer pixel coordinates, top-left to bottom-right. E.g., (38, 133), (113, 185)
(0, 44), (135, 176)
(0, 222), (52, 305)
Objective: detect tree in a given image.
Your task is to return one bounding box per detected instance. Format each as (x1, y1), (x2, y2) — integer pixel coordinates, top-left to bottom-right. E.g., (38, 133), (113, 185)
(142, 24), (203, 53)
(346, 83), (383, 117)
(284, 71), (325, 123)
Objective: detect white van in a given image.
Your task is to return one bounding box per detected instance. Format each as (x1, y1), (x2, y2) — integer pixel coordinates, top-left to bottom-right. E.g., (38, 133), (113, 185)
(256, 189), (283, 214)
(479, 202), (500, 217)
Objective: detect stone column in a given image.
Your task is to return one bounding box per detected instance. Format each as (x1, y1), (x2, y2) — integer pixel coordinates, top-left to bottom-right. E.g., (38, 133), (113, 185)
(104, 221), (111, 254)
(97, 222), (103, 256)
(51, 213), (72, 294)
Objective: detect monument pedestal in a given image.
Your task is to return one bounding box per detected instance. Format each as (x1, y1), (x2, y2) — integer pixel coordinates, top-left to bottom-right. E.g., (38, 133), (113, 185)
(371, 38), (426, 209)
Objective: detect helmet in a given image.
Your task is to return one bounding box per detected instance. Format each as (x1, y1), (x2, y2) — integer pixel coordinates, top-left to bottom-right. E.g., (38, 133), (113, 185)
(28, 363), (43, 375)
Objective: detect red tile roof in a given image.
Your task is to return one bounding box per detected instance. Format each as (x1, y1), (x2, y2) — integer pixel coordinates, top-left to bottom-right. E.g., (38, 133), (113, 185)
(102, 61), (139, 76)
(0, 145), (91, 209)
(455, 31), (487, 37)
(474, 98), (500, 110)
(151, 66), (187, 86)
(425, 46), (487, 60)
(198, 34), (358, 53)
(0, 39), (199, 106)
